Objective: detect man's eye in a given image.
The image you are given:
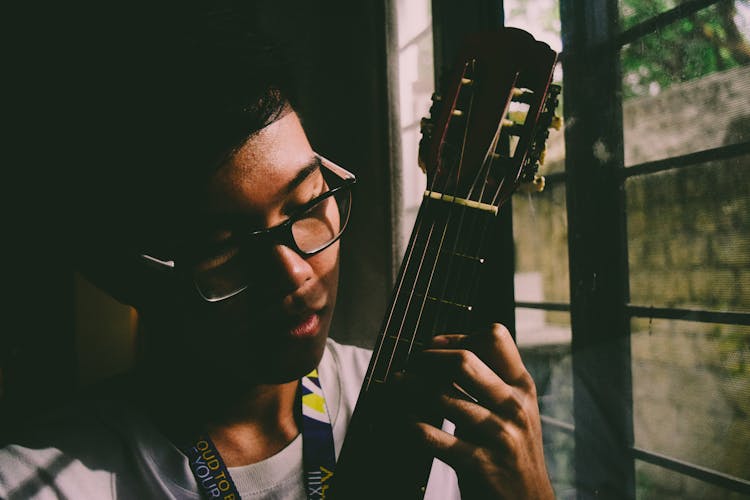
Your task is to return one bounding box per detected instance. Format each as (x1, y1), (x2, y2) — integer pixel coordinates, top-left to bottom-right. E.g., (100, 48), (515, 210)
(195, 244), (240, 271)
(285, 175), (329, 215)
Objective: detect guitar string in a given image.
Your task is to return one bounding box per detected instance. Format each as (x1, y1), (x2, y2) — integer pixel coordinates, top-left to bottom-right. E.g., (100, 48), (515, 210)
(427, 67), (513, 339)
(408, 59), (486, 352)
(364, 204), (428, 389)
(377, 62), (548, 385)
(379, 130), (465, 378)
(431, 126), (504, 338)
(461, 81), (552, 342)
(382, 61), (485, 379)
(365, 64), (467, 386)
(448, 121), (512, 335)
(428, 146), (496, 337)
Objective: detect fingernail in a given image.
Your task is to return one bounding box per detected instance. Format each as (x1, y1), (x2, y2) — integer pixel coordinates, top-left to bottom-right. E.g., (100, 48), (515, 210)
(431, 335), (449, 346)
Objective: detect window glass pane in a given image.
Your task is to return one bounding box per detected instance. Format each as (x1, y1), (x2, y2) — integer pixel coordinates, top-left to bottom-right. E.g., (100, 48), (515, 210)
(621, 4), (750, 165)
(395, 0), (433, 256)
(506, 0), (567, 305)
(513, 182), (570, 303)
(632, 318), (750, 486)
(504, 0), (563, 53)
(626, 156), (750, 312)
(636, 460), (747, 499)
(621, 3), (750, 100)
(517, 310), (575, 498)
(618, 0), (679, 31)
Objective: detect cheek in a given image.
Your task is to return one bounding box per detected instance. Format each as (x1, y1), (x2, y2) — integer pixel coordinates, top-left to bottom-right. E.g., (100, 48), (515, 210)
(310, 242), (340, 295)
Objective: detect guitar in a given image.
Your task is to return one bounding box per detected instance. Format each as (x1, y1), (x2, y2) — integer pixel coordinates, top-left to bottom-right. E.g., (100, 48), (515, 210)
(328, 28), (560, 499)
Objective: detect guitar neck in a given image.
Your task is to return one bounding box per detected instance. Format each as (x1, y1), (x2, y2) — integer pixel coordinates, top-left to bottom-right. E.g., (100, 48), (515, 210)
(328, 28), (560, 500)
(367, 194), (496, 387)
(329, 194), (497, 499)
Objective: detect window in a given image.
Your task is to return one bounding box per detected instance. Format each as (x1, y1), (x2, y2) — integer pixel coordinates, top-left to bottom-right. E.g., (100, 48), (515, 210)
(393, 0), (433, 258)
(505, 0), (750, 497)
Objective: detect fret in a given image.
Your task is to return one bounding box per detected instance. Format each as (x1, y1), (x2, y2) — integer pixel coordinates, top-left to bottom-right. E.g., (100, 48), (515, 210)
(446, 251), (486, 264)
(366, 201), (491, 385)
(371, 331), (413, 382)
(418, 294), (473, 311)
(364, 376), (387, 386)
(386, 335), (424, 347)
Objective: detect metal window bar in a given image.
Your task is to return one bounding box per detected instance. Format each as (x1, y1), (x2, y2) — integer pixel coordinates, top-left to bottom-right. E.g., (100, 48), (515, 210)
(614, 0), (721, 49)
(538, 416), (750, 495)
(515, 304), (750, 326)
(558, 0), (722, 62)
(399, 25), (432, 52)
(516, 301), (571, 312)
(544, 140), (750, 188)
(622, 141), (750, 179)
(561, 0), (636, 496)
(631, 447), (750, 495)
(540, 414), (576, 435)
(538, 170), (567, 186)
(626, 305), (750, 326)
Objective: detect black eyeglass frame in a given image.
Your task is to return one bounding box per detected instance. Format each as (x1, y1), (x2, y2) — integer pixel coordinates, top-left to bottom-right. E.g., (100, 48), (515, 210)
(241, 156), (355, 258)
(140, 154), (356, 303)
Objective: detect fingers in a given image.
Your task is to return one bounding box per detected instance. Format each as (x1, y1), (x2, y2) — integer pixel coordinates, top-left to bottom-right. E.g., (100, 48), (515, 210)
(410, 419), (479, 472)
(411, 348), (514, 408)
(430, 323), (533, 390)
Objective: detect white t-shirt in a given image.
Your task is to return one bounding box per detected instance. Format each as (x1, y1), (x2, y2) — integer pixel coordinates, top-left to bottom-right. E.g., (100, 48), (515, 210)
(0, 339), (460, 499)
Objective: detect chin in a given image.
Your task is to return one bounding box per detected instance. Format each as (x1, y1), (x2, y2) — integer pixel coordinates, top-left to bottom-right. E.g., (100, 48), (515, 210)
(217, 326), (329, 386)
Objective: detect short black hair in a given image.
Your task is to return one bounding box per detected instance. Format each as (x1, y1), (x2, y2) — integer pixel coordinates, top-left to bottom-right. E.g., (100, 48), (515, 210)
(61, 3), (300, 302)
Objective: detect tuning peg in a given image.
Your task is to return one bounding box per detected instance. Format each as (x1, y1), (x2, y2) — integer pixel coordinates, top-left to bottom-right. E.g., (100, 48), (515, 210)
(511, 87), (535, 104)
(420, 117), (434, 135)
(452, 109), (464, 117)
(550, 115), (563, 130)
(417, 155), (427, 174)
(518, 174), (546, 193)
(461, 77), (474, 86)
(501, 118), (524, 136)
(431, 93), (442, 102)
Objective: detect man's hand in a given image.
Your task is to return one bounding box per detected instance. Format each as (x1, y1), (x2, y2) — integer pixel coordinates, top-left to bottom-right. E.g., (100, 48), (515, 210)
(399, 324), (554, 499)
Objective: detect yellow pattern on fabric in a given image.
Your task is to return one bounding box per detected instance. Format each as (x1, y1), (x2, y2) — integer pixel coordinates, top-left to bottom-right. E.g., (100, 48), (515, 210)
(303, 392), (326, 413)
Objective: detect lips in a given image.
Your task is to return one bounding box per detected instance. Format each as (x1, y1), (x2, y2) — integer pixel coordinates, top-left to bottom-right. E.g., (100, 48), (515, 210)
(288, 312), (321, 338)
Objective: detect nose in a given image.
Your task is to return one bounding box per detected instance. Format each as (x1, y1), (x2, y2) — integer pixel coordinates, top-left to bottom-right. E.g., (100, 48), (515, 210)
(271, 244), (314, 292)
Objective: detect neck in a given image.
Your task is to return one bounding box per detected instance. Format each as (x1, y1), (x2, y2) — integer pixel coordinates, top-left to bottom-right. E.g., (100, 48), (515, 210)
(137, 349), (302, 467)
(206, 380), (301, 467)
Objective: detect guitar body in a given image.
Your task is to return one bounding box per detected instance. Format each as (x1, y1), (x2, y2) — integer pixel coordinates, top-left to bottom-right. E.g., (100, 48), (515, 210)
(327, 28), (560, 499)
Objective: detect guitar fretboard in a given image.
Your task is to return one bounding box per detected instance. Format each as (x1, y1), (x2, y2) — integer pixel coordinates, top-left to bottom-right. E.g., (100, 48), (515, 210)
(366, 195), (496, 387)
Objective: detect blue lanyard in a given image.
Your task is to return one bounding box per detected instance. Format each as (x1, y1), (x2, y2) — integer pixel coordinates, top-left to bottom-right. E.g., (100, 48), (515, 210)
(181, 369), (336, 500)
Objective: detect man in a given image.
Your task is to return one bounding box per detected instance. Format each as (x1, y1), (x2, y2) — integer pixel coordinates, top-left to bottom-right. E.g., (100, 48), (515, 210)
(0, 5), (552, 499)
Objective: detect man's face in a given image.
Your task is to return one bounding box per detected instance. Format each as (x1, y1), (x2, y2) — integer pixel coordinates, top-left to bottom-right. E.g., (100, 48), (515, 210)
(180, 111), (340, 384)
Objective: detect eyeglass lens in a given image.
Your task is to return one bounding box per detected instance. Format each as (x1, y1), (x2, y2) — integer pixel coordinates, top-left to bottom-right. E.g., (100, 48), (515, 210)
(194, 187), (351, 301)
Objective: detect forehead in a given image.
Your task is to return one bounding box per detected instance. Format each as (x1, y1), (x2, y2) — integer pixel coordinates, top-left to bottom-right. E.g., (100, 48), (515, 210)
(204, 111), (316, 214)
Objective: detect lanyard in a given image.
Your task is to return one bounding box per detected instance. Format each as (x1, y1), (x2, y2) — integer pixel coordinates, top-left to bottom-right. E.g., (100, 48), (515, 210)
(181, 369), (336, 500)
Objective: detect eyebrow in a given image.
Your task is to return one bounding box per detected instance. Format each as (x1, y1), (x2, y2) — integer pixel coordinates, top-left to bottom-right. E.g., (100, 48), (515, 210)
(285, 156), (323, 195)
(197, 156), (324, 233)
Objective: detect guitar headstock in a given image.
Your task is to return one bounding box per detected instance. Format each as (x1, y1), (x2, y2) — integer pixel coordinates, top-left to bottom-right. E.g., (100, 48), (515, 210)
(418, 28), (560, 209)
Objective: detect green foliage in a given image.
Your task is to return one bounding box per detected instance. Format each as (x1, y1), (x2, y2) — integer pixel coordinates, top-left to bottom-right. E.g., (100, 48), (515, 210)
(620, 0), (750, 99)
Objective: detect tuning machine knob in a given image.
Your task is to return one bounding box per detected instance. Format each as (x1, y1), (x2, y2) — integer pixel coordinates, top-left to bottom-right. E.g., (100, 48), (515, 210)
(550, 115), (562, 131)
(420, 117), (434, 136)
(518, 173), (546, 193)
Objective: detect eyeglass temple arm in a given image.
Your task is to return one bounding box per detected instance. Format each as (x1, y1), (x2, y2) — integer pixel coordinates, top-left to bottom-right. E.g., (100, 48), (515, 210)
(140, 253), (176, 269)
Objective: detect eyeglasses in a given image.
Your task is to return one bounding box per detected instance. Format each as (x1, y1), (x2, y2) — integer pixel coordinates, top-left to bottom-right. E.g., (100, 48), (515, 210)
(141, 155), (355, 302)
